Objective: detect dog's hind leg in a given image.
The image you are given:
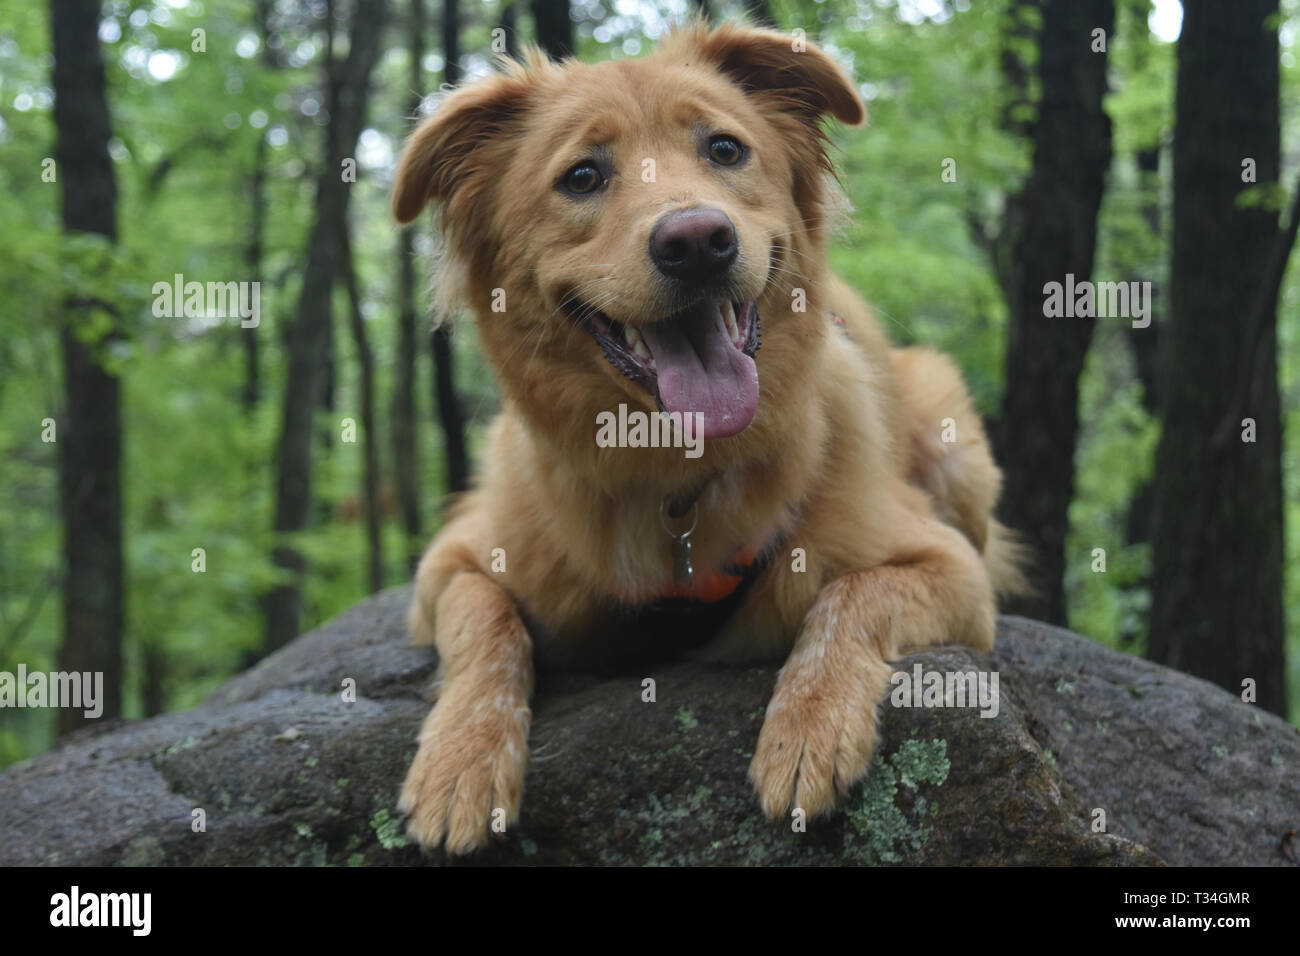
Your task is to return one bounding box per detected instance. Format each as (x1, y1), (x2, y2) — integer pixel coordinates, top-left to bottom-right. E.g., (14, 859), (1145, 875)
(891, 347), (999, 547)
(891, 346), (1029, 597)
(749, 508), (994, 820)
(399, 504), (534, 854)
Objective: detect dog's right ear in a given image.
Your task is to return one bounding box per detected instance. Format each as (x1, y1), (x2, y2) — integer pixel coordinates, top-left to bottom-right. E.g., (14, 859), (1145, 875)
(391, 72), (532, 226)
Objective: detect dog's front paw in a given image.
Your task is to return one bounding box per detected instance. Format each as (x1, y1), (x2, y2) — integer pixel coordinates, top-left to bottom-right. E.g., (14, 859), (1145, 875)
(398, 685), (531, 854)
(748, 672), (880, 821)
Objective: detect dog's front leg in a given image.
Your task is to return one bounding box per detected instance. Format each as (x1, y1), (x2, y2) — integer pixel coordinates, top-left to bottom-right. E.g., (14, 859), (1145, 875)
(749, 520), (994, 820)
(400, 565), (533, 854)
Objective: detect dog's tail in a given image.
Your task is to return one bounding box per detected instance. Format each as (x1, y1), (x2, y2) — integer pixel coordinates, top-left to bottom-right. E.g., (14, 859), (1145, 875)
(982, 518), (1035, 601)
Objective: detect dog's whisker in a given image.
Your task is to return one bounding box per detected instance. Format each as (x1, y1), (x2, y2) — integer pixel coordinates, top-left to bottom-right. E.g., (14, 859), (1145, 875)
(868, 304), (914, 335)
(497, 323), (547, 368)
(559, 289), (621, 327)
(527, 322), (555, 364)
(552, 281), (621, 325)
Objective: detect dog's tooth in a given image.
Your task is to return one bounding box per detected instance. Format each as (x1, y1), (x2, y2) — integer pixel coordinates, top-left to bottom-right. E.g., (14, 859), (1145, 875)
(624, 324), (652, 361)
(722, 302), (740, 344)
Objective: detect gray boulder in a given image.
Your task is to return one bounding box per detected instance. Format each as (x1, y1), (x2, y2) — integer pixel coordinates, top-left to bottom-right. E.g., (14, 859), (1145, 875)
(0, 587), (1294, 866)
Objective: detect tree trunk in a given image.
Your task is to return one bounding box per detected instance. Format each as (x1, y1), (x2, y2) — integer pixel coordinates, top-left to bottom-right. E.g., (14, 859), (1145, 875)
(1149, 0), (1286, 716)
(264, 0), (389, 652)
(432, 0), (470, 495)
(431, 328), (468, 494)
(315, 4), (339, 474)
(342, 231), (384, 594)
(393, 0), (425, 572)
(994, 0), (1113, 626)
(242, 134), (266, 410)
(531, 0), (572, 60)
(142, 642), (165, 718)
(241, 0), (279, 410)
(50, 0), (124, 735)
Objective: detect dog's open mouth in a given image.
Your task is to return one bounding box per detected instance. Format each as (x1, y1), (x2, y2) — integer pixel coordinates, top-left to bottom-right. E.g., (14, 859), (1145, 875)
(574, 300), (762, 440)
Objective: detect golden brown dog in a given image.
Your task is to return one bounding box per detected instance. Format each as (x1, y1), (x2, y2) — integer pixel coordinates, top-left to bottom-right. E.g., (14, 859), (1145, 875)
(391, 21), (1024, 854)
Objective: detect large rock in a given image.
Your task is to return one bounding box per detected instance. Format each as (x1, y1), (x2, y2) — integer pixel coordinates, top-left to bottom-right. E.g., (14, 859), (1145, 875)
(0, 587), (1294, 866)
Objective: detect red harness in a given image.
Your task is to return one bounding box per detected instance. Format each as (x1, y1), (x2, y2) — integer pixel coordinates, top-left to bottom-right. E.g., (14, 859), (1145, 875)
(656, 542), (765, 604)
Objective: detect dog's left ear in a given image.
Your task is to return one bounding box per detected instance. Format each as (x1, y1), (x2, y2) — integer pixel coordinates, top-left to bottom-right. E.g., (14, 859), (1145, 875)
(695, 24), (865, 128)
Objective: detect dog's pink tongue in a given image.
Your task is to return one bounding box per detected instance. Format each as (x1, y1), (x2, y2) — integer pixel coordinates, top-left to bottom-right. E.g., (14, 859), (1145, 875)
(639, 302), (758, 440)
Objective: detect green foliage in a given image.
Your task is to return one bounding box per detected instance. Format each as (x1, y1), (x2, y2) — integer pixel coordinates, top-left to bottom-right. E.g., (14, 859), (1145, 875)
(0, 0), (477, 760)
(825, 0), (1025, 412)
(1, 0), (1298, 771)
(1067, 329), (1159, 653)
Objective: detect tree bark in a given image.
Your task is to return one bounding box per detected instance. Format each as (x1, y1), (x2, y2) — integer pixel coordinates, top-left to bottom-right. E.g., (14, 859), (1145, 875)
(242, 134), (267, 410)
(1149, 0), (1286, 716)
(142, 642), (165, 718)
(393, 0), (426, 572)
(241, 0), (279, 411)
(50, 0), (124, 735)
(994, 0), (1114, 626)
(342, 231), (384, 595)
(432, 0), (470, 495)
(431, 328), (468, 494)
(531, 0), (572, 60)
(264, 0), (389, 652)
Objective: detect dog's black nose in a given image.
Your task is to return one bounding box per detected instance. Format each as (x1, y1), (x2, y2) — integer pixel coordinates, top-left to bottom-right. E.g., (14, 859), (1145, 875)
(649, 208), (738, 283)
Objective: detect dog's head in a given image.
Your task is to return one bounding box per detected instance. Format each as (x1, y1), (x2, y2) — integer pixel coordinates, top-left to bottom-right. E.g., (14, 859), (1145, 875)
(393, 22), (863, 452)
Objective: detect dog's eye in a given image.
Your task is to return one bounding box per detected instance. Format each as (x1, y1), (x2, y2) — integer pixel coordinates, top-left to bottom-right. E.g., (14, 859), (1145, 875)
(562, 162), (604, 195)
(708, 135), (744, 166)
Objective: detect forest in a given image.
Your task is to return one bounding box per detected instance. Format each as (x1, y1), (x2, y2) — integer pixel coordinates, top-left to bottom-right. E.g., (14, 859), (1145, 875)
(0, 0), (1296, 769)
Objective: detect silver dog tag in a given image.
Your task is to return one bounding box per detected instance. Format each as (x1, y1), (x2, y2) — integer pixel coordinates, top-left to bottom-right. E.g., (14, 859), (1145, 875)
(673, 534), (693, 588)
(661, 497), (699, 590)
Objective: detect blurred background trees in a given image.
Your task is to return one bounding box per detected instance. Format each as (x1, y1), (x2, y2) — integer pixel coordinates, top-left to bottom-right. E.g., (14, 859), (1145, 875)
(50, 0), (125, 733)
(1149, 0), (1288, 714)
(992, 0), (1113, 626)
(1, 0), (1296, 765)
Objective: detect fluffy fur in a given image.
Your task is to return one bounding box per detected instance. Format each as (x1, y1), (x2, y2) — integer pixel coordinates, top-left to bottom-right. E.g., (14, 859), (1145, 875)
(391, 21), (1025, 854)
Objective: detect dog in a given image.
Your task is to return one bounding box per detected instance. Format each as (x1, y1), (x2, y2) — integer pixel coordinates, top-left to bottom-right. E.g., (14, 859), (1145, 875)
(390, 21), (1024, 854)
